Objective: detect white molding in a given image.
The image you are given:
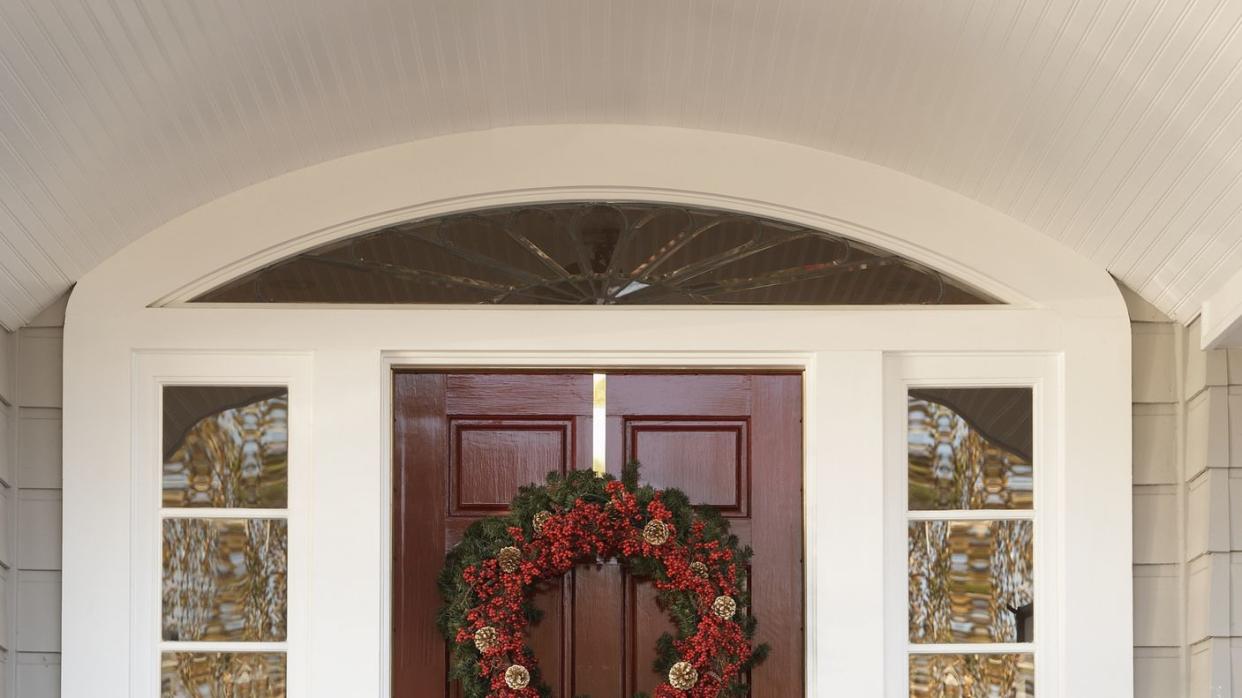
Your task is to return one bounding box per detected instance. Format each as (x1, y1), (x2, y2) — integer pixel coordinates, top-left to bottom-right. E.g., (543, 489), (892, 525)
(58, 125), (1132, 697)
(884, 353), (1062, 697)
(1199, 261), (1242, 348)
(132, 353), (311, 697)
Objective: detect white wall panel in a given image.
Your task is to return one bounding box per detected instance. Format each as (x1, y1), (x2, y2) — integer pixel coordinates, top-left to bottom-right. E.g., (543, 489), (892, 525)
(1133, 324), (1178, 404)
(1134, 568), (1181, 647)
(0, 405), (10, 488)
(1134, 647), (1181, 698)
(14, 654), (57, 698)
(1188, 470), (1231, 560)
(0, 491), (8, 570)
(1134, 404), (1178, 485)
(14, 573), (58, 654)
(15, 411), (60, 490)
(1187, 388), (1230, 481)
(0, 330), (13, 405)
(1134, 486), (1179, 565)
(1187, 555), (1231, 644)
(1186, 319), (1230, 400)
(15, 493), (59, 572)
(14, 331), (60, 409)
(0, 571), (8, 651)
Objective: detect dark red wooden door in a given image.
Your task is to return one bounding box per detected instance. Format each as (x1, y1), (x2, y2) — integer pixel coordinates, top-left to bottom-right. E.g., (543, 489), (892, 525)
(393, 372), (803, 697)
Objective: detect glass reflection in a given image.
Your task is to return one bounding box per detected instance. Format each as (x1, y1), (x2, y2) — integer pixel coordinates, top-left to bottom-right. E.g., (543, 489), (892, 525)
(909, 653), (1034, 697)
(163, 387), (288, 508)
(162, 518), (288, 642)
(908, 392), (1032, 510)
(161, 652), (286, 697)
(909, 520), (1033, 643)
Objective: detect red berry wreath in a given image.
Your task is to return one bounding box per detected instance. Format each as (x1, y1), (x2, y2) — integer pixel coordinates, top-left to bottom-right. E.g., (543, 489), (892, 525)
(437, 466), (767, 698)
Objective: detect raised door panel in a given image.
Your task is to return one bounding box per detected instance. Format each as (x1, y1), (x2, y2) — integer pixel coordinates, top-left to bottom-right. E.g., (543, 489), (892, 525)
(450, 419), (573, 514)
(625, 419), (749, 515)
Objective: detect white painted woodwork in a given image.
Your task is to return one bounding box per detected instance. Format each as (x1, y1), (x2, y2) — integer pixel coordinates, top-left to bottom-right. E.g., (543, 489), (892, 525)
(15, 492), (59, 572)
(1134, 486), (1180, 565)
(1134, 648), (1182, 698)
(1186, 387), (1230, 481)
(14, 654), (57, 698)
(60, 131), (1133, 696)
(14, 572), (59, 654)
(1133, 567), (1181, 647)
(2, 1), (1242, 329)
(13, 331), (60, 410)
(1133, 403), (1179, 485)
(1132, 323), (1178, 403)
(15, 411), (60, 490)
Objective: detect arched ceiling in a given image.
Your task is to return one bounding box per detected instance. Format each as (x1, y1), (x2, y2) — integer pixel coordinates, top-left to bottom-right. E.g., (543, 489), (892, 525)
(1, 0), (1241, 331)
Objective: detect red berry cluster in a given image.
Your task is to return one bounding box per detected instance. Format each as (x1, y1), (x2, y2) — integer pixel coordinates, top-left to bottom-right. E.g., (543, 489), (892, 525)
(454, 480), (755, 697)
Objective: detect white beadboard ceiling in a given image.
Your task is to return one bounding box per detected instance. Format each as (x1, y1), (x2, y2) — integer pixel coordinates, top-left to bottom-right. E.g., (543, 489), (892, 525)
(2, 0), (1242, 330)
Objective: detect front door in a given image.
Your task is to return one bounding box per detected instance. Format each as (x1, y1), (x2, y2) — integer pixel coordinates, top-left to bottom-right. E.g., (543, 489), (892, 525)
(393, 372), (803, 696)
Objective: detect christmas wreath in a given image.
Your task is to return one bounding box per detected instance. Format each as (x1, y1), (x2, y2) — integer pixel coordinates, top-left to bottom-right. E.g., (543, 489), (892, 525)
(437, 464), (767, 698)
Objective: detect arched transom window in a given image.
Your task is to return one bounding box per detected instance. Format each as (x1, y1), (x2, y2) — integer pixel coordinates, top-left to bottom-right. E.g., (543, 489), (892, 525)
(192, 202), (999, 305)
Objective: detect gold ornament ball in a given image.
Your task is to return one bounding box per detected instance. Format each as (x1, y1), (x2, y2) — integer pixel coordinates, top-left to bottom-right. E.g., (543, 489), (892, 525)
(689, 561), (710, 579)
(712, 595), (737, 620)
(643, 519), (670, 546)
(668, 661), (699, 690)
(472, 626), (499, 652)
(498, 546), (523, 574)
(505, 664), (531, 690)
(532, 510), (552, 535)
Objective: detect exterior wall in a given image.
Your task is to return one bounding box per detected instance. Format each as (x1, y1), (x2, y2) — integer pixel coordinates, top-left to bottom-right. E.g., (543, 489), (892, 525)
(0, 327), (13, 698)
(1127, 282), (1242, 697)
(11, 297), (66, 698)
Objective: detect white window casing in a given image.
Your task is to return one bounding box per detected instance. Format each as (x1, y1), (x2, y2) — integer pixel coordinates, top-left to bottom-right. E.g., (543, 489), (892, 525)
(58, 125), (1132, 697)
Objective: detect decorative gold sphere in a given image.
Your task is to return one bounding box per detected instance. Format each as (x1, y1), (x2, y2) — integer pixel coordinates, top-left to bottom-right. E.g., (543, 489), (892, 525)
(504, 664), (531, 689)
(668, 661), (698, 690)
(498, 546), (523, 573)
(689, 561), (710, 579)
(712, 595), (737, 620)
(472, 626), (499, 652)
(642, 519), (670, 546)
(532, 510), (552, 535)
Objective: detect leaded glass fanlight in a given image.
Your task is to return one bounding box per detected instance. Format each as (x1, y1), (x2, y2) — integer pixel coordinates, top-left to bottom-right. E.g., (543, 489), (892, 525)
(192, 202), (999, 305)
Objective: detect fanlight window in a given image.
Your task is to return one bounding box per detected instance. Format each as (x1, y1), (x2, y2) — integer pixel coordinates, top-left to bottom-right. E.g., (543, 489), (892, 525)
(192, 202), (999, 305)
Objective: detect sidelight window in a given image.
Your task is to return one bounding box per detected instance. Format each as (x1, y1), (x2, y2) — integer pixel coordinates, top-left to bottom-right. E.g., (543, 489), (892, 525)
(159, 386), (290, 697)
(903, 386), (1037, 697)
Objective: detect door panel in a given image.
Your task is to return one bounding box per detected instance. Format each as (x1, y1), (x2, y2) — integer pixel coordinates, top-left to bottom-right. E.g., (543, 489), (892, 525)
(393, 371), (803, 697)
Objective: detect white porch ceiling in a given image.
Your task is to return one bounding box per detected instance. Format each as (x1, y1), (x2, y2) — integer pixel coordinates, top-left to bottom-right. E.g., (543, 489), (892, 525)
(1, 0), (1241, 331)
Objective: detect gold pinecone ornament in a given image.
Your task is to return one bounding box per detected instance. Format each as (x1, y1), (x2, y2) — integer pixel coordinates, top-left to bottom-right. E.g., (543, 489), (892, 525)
(504, 664), (531, 689)
(689, 561), (710, 579)
(642, 519), (670, 546)
(532, 511), (552, 535)
(472, 626), (499, 652)
(668, 661), (698, 690)
(498, 546), (523, 573)
(712, 595), (737, 620)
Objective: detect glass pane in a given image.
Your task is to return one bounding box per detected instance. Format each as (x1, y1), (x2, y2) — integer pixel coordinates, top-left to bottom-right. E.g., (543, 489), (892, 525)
(189, 201), (999, 305)
(909, 520), (1033, 644)
(163, 386), (288, 508)
(161, 652), (286, 697)
(162, 518), (287, 641)
(909, 653), (1034, 697)
(908, 388), (1033, 510)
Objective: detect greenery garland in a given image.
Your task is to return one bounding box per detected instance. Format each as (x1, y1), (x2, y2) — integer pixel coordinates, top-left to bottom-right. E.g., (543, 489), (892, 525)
(437, 464), (768, 697)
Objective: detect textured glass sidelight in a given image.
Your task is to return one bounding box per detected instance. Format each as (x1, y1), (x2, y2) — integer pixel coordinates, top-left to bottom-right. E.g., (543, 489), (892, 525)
(907, 388), (1033, 511)
(163, 386), (289, 508)
(162, 518), (288, 642)
(908, 520), (1033, 644)
(191, 202), (998, 305)
(908, 653), (1034, 697)
(161, 652), (286, 697)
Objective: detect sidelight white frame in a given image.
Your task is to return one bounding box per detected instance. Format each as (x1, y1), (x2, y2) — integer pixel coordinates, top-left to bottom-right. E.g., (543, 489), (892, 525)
(59, 125), (1132, 698)
(884, 353), (1061, 697)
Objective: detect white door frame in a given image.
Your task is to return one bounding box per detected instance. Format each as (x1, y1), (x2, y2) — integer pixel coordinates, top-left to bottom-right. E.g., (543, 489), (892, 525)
(62, 125), (1132, 697)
